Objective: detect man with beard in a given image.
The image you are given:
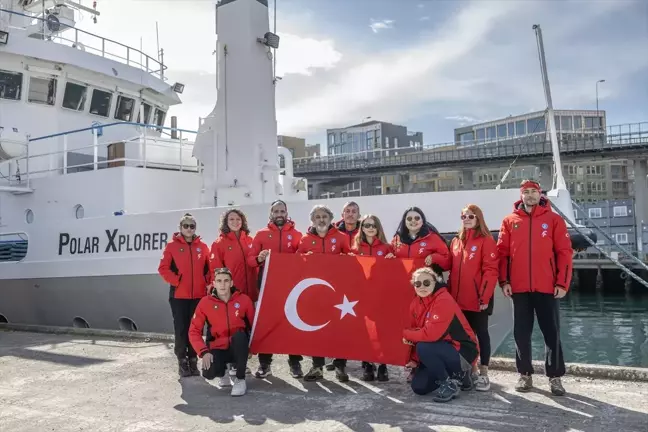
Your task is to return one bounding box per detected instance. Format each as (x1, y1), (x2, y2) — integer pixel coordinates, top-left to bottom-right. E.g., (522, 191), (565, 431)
(336, 201), (361, 241)
(248, 200), (304, 378)
(298, 204), (352, 382)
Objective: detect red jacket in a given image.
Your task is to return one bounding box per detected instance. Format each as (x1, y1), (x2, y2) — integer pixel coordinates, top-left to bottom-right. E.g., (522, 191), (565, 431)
(247, 220), (303, 267)
(448, 230), (499, 312)
(392, 230), (451, 271)
(158, 233), (212, 299)
(210, 232), (259, 302)
(336, 219), (360, 241)
(297, 226), (351, 254)
(496, 198), (573, 295)
(403, 285), (479, 366)
(351, 238), (393, 257)
(188, 290), (255, 355)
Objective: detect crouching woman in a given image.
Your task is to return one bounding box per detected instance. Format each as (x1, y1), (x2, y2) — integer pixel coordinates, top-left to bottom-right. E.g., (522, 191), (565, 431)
(189, 267), (255, 397)
(402, 266), (479, 403)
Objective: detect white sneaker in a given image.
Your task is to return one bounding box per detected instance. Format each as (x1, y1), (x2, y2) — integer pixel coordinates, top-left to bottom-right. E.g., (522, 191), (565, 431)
(231, 377), (247, 397)
(475, 374), (490, 391)
(218, 375), (232, 387)
(229, 364), (237, 377)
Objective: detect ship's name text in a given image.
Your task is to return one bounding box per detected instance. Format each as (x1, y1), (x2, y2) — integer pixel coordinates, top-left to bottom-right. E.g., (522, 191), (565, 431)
(58, 230), (169, 255)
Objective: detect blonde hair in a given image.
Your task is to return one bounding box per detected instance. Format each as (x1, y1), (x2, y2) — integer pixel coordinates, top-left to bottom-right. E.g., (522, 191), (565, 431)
(179, 213), (196, 227)
(412, 266), (444, 283)
(457, 204), (491, 241)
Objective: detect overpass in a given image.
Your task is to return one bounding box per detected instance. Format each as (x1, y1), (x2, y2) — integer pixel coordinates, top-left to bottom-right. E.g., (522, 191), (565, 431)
(293, 122), (648, 183)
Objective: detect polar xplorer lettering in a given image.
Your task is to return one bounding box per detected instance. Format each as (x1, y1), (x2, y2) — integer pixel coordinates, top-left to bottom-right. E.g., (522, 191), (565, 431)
(58, 229), (169, 255)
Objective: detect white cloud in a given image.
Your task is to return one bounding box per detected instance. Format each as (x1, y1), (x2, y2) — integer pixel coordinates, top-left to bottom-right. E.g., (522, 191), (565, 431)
(445, 115), (486, 125)
(276, 34), (342, 77)
(420, 16), (431, 21)
(369, 19), (395, 33)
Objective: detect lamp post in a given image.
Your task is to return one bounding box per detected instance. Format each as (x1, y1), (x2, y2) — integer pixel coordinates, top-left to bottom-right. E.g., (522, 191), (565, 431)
(596, 79), (605, 129)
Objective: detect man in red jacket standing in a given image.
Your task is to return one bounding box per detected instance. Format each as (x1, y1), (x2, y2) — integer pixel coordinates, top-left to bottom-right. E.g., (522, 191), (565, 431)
(497, 179), (573, 396)
(248, 200), (304, 379)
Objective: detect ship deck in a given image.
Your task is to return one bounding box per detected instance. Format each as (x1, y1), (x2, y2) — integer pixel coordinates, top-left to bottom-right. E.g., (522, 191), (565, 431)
(1, 330), (647, 432)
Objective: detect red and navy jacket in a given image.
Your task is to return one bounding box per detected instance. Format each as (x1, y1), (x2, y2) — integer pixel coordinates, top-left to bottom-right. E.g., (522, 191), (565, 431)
(247, 220), (303, 267)
(210, 232), (259, 302)
(336, 219), (360, 241)
(297, 226), (351, 254)
(392, 228), (451, 271)
(403, 284), (479, 366)
(189, 289), (255, 354)
(496, 198), (573, 295)
(351, 238), (392, 257)
(158, 233), (212, 299)
(448, 230), (499, 312)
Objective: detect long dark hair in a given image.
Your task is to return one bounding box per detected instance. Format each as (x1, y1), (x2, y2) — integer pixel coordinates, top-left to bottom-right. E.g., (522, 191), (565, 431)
(219, 208), (250, 235)
(395, 206), (444, 245)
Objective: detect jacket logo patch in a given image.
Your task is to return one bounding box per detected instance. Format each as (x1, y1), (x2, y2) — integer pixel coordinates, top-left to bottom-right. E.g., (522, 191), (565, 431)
(196, 247), (201, 252)
(426, 312), (430, 318)
(513, 223), (519, 229)
(312, 240), (316, 245)
(269, 234), (272, 238)
(565, 233), (570, 238)
(542, 231), (548, 237)
(287, 242), (292, 248)
(287, 235), (293, 240)
(331, 245), (337, 252)
(248, 244), (253, 248)
(234, 302), (240, 309)
(471, 245), (477, 251)
(210, 253), (215, 259)
(331, 238), (337, 244)
(433, 314), (439, 320)
(421, 242), (427, 247)
(491, 252), (496, 258)
(180, 248), (184, 252)
(377, 251), (384, 256)
(469, 253), (475, 260)
(235, 310), (240, 317)
(214, 305), (218, 309)
(418, 248), (424, 255)
(542, 223), (549, 229)
(228, 246), (233, 250)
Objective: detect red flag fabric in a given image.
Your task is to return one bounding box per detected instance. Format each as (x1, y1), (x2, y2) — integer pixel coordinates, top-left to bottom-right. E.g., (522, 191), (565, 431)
(250, 253), (422, 366)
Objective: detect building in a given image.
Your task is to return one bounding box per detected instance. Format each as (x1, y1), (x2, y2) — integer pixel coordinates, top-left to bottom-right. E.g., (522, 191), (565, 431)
(277, 135), (306, 158)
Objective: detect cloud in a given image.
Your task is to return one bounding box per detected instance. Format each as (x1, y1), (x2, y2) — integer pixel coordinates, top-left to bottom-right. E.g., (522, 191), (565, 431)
(276, 34), (342, 77)
(369, 19), (395, 33)
(445, 115), (486, 126)
(420, 16), (430, 21)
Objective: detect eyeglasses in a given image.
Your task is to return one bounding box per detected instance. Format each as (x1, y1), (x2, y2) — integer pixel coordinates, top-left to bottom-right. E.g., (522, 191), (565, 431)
(413, 279), (432, 288)
(461, 214), (476, 220)
(363, 223), (376, 229)
(182, 224), (196, 229)
(406, 216), (421, 222)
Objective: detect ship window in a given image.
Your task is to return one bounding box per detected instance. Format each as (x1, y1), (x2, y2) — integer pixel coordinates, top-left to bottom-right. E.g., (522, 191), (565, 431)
(137, 102), (152, 124)
(153, 108), (166, 130)
(89, 89), (113, 117)
(28, 76), (56, 105)
(74, 204), (84, 219)
(62, 82), (87, 111)
(0, 69), (23, 100)
(114, 95), (135, 121)
(25, 209), (34, 224)
(0, 232), (28, 263)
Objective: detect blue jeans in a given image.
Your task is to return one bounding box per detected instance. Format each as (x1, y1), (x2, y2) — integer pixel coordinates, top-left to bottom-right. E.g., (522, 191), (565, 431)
(411, 341), (463, 395)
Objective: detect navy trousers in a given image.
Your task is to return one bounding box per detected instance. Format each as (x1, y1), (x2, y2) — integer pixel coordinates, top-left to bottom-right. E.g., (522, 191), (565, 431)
(411, 341), (463, 395)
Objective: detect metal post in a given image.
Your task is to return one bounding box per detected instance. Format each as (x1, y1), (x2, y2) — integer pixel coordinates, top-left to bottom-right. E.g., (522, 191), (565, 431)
(596, 79), (605, 130)
(93, 129), (98, 170)
(25, 139), (30, 188)
(171, 116), (178, 139)
(179, 139), (183, 172)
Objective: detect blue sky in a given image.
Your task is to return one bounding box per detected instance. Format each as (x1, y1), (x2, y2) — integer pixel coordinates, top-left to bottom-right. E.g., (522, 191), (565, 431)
(86, 0), (647, 151)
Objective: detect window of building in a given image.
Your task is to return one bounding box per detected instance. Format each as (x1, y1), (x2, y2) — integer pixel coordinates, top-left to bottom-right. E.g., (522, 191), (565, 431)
(114, 95), (135, 121)
(137, 102), (152, 123)
(613, 206), (627, 217)
(614, 233), (628, 244)
(507, 122), (514, 137)
(28, 76), (56, 105)
(62, 82), (87, 111)
(584, 117), (601, 130)
(328, 133), (334, 145)
(89, 89), (112, 117)
(515, 120), (526, 136)
(0, 69), (23, 100)
(588, 208), (602, 218)
(596, 239), (605, 245)
(476, 129), (485, 142)
(554, 115), (560, 130)
(573, 209), (578, 220)
(586, 165), (603, 176)
(561, 116), (572, 130)
(458, 131), (474, 144)
(497, 124), (507, 138)
(527, 117), (546, 133)
(574, 116), (582, 130)
(394, 137), (398, 147)
(486, 126), (496, 140)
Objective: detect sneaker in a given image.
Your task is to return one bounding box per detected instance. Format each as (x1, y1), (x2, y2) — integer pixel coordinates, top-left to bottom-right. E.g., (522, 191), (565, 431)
(254, 364), (272, 379)
(289, 363), (304, 378)
(549, 377), (565, 396)
(188, 358), (200, 376)
(362, 363), (375, 382)
(432, 378), (460, 403)
(178, 358), (191, 377)
(303, 366), (324, 382)
(515, 374), (533, 392)
(231, 377), (247, 397)
(325, 361), (336, 371)
(377, 364), (389, 382)
(229, 364), (237, 377)
(218, 375), (232, 387)
(460, 371), (474, 391)
(475, 375), (490, 391)
(335, 365), (349, 383)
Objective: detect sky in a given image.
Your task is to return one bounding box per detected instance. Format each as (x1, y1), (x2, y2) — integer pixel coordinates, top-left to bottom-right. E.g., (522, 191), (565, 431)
(76, 0), (648, 152)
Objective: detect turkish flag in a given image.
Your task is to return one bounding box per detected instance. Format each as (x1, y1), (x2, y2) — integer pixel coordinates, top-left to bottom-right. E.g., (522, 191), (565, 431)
(250, 253), (422, 366)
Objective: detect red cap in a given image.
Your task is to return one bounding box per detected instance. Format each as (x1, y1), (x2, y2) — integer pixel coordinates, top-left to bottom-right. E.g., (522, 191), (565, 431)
(520, 180), (541, 193)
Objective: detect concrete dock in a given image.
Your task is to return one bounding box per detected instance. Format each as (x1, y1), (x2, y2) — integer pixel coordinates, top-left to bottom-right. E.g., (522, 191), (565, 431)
(1, 330), (647, 432)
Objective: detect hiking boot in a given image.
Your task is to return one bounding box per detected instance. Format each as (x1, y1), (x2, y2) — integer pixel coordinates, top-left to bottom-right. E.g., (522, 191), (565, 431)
(515, 374), (533, 392)
(475, 375), (490, 391)
(231, 377), (247, 397)
(432, 378), (460, 403)
(335, 365), (349, 383)
(303, 366), (324, 382)
(178, 358), (191, 377)
(188, 358), (200, 376)
(460, 371), (474, 391)
(289, 362), (304, 378)
(361, 363), (375, 382)
(549, 377), (566, 396)
(254, 364), (272, 379)
(377, 364), (389, 382)
(219, 375), (232, 387)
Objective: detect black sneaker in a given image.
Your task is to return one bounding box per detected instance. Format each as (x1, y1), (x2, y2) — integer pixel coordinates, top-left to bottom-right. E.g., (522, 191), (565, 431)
(362, 363), (375, 382)
(303, 366), (324, 382)
(549, 377), (566, 396)
(432, 378), (460, 403)
(289, 362), (304, 378)
(254, 364), (272, 379)
(188, 358), (200, 376)
(377, 364), (389, 382)
(178, 358), (191, 377)
(335, 365), (349, 382)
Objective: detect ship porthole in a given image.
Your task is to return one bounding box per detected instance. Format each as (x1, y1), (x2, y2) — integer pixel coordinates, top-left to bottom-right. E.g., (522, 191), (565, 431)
(25, 209), (34, 224)
(72, 316), (90, 328)
(74, 204), (84, 219)
(0, 314), (8, 323)
(118, 316), (138, 332)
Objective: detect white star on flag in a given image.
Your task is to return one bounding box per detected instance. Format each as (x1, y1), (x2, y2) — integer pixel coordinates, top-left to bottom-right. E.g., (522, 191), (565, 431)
(334, 295), (359, 319)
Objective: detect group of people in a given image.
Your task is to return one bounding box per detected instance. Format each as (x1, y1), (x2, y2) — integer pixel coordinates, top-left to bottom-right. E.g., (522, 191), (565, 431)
(157, 179), (573, 401)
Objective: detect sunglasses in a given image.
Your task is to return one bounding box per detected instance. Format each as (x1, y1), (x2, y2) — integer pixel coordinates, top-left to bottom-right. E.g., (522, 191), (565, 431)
(363, 223), (376, 229)
(406, 216), (421, 222)
(461, 214), (476, 220)
(413, 279), (433, 288)
(182, 224), (196, 229)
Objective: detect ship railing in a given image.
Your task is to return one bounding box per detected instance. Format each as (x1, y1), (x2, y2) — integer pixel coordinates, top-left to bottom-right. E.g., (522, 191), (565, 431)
(0, 8), (167, 80)
(0, 122), (198, 187)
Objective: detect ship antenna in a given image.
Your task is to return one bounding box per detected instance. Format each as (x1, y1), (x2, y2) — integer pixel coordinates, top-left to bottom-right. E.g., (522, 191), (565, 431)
(273, 0), (277, 81)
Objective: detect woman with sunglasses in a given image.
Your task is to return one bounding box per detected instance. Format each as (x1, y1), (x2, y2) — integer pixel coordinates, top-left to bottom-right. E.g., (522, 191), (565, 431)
(391, 206), (451, 270)
(447, 204), (498, 391)
(158, 213), (213, 378)
(349, 214), (394, 381)
(403, 266), (479, 402)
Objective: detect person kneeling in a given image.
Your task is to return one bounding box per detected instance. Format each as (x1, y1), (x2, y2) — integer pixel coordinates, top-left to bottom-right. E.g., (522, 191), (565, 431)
(189, 268), (255, 397)
(402, 266), (479, 403)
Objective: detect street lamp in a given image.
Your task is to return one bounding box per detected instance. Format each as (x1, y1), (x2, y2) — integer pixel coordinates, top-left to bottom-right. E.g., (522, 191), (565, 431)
(596, 79), (605, 129)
